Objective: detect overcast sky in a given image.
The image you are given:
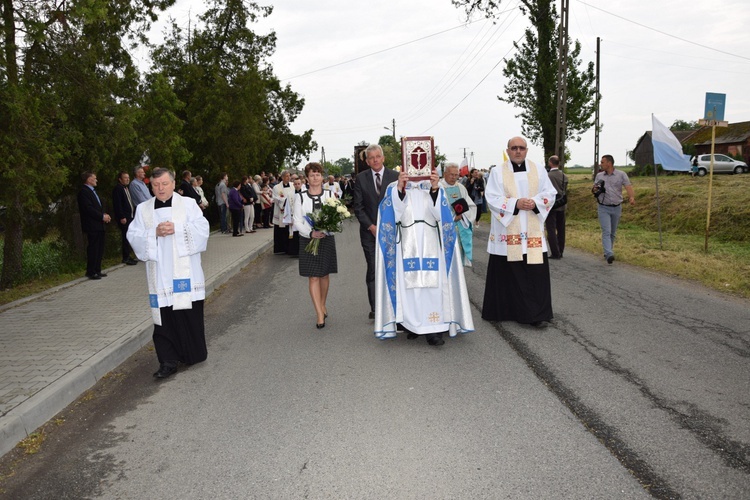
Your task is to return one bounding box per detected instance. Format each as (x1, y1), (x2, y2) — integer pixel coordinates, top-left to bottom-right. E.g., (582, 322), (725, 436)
(144, 0), (750, 170)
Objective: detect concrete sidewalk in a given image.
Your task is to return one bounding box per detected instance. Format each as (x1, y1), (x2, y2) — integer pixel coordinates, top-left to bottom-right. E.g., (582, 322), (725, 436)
(0, 228), (275, 457)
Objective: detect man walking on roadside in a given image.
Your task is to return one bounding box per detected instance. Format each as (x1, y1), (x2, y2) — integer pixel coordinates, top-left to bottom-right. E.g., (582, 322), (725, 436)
(352, 144), (399, 319)
(593, 155), (635, 264)
(481, 136), (557, 327)
(545, 155), (568, 259)
(127, 168), (210, 379)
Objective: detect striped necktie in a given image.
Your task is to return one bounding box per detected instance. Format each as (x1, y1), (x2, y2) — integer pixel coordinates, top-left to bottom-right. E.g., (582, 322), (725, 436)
(375, 172), (381, 195)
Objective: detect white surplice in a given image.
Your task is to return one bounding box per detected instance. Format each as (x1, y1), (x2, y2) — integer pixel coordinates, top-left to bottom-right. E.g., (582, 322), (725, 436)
(127, 193), (210, 319)
(374, 181), (474, 338)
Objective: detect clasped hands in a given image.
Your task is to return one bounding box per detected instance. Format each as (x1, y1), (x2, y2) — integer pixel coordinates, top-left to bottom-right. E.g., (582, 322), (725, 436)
(156, 221), (175, 237)
(516, 197), (537, 211)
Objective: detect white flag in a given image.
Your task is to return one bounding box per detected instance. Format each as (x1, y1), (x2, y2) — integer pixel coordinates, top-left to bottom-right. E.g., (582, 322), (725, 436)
(652, 115), (691, 172)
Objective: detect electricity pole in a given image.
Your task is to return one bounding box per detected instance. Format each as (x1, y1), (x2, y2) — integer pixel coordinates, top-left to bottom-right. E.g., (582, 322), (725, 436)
(554, 0), (570, 166)
(593, 36), (601, 178)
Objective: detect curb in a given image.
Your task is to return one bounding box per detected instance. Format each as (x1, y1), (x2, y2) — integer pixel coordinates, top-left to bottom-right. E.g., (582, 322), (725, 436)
(0, 239), (273, 457)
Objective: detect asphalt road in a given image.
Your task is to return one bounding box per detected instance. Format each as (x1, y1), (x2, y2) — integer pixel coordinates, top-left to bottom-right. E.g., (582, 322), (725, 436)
(1, 220), (748, 499)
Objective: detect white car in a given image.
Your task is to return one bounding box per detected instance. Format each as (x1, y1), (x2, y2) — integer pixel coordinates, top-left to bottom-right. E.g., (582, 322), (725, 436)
(691, 154), (748, 176)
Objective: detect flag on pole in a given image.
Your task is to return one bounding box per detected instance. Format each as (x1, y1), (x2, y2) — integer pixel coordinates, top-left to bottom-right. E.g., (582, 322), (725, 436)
(652, 115), (691, 171)
(459, 157), (469, 177)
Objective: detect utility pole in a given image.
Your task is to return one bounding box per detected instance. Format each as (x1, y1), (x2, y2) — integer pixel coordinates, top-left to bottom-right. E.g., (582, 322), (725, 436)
(554, 0), (570, 166)
(593, 36), (601, 178)
(383, 119), (396, 140)
(321, 147), (326, 168)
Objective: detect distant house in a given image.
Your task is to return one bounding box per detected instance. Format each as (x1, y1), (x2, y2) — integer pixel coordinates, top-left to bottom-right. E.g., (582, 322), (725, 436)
(683, 121), (750, 164)
(632, 130), (698, 167)
(632, 121), (750, 167)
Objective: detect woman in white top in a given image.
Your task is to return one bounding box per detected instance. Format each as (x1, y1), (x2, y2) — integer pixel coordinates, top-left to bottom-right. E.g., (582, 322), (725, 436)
(293, 162), (338, 329)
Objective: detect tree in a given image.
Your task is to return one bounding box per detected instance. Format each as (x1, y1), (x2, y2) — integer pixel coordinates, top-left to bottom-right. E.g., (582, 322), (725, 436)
(378, 135), (402, 169)
(150, 0), (315, 183)
(334, 157), (354, 176)
(671, 119), (699, 131)
(453, 0), (596, 157)
(0, 0), (173, 289)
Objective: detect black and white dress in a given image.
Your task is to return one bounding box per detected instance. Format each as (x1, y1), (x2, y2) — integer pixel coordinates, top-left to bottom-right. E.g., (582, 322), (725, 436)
(293, 190), (338, 277)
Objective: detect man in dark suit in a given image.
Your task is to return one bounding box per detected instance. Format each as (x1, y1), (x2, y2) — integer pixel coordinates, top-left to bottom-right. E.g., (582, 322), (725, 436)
(112, 171), (138, 265)
(352, 144), (400, 319)
(178, 170), (201, 206)
(77, 171), (111, 279)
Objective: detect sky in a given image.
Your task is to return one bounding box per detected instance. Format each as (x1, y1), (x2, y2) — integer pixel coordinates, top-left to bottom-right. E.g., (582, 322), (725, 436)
(140, 0), (750, 170)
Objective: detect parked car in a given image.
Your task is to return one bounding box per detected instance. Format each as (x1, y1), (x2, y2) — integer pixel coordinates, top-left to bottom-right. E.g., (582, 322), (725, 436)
(691, 154), (748, 176)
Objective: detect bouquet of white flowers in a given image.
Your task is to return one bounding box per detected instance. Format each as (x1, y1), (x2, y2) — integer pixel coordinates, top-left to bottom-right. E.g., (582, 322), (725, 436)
(303, 196), (352, 255)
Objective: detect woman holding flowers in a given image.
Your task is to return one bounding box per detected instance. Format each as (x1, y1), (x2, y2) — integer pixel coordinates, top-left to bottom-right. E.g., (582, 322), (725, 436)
(293, 162), (346, 329)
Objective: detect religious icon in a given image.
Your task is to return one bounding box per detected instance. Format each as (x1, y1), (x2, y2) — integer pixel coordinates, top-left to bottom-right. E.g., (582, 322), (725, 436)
(401, 136), (435, 180)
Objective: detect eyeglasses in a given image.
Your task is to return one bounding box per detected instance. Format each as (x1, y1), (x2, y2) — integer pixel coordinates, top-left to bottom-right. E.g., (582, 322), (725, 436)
(509, 146), (527, 151)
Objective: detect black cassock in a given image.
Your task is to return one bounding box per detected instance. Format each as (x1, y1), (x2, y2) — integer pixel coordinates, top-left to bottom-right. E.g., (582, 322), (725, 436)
(481, 254), (553, 324)
(153, 301), (207, 366)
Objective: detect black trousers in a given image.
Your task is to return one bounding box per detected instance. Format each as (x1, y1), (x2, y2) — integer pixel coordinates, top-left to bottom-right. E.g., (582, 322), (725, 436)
(85, 230), (105, 276)
(118, 221), (133, 261)
(230, 208), (243, 235)
(545, 209), (566, 258)
(359, 229), (376, 312)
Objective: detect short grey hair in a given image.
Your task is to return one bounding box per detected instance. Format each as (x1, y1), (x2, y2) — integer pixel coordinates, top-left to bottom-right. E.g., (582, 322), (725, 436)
(365, 144), (383, 157)
(150, 168), (175, 181)
(443, 162), (459, 171)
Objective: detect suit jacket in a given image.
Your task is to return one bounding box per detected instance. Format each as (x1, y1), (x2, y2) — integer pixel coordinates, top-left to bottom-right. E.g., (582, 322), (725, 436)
(78, 185), (106, 233)
(352, 167), (399, 232)
(179, 179), (201, 205)
(112, 183), (135, 224)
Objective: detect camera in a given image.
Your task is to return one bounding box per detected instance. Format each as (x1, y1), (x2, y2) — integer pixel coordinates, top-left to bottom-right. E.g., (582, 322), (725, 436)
(592, 180), (606, 197)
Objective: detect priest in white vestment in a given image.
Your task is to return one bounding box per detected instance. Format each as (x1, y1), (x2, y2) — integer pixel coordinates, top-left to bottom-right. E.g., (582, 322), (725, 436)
(374, 169), (474, 346)
(481, 136), (557, 326)
(127, 168), (210, 379)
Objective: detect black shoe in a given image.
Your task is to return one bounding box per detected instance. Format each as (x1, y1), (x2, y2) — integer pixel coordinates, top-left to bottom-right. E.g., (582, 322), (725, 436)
(529, 321), (547, 328)
(233, 233), (243, 237)
(607, 255), (615, 264)
(550, 255), (562, 260)
(123, 258), (138, 265)
(407, 332), (418, 340)
(368, 311), (375, 319)
(153, 364), (177, 379)
(426, 334), (445, 346)
(87, 274), (101, 280)
(316, 321), (325, 329)
(396, 323), (405, 332)
(97, 272), (107, 277)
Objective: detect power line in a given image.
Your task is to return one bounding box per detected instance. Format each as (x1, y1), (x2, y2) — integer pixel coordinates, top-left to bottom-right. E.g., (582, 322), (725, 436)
(280, 18), (486, 81)
(577, 0), (750, 62)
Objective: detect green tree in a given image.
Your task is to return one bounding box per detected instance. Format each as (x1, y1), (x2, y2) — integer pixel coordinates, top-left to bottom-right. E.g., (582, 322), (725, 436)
(150, 0), (315, 182)
(0, 0), (172, 289)
(334, 157), (354, 176)
(671, 119), (699, 131)
(378, 135), (402, 169)
(453, 0), (596, 157)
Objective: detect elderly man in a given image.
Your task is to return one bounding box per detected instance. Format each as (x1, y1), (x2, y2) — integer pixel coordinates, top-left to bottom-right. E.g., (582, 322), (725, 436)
(127, 168), (210, 379)
(440, 162), (476, 266)
(129, 166), (152, 206)
(272, 170), (295, 254)
(352, 144), (400, 319)
(482, 136), (557, 327)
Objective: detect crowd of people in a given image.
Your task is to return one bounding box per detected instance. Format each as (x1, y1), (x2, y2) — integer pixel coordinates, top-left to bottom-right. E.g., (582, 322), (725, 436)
(76, 136), (634, 378)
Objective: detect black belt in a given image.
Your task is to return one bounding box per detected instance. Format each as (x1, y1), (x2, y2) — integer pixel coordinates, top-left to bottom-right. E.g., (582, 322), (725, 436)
(603, 203), (621, 207)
